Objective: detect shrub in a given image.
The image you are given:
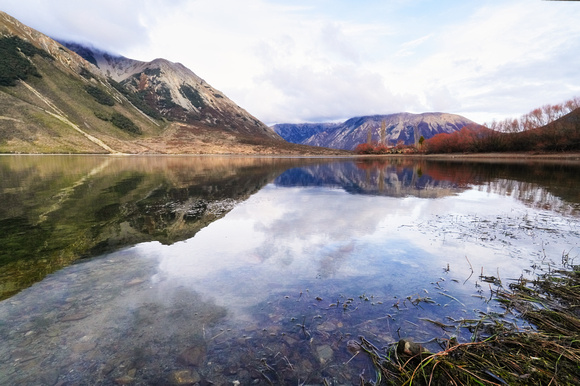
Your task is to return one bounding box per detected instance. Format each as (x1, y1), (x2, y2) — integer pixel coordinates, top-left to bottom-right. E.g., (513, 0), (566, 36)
(85, 85), (115, 106)
(355, 143), (376, 154)
(108, 78), (163, 120)
(0, 36), (53, 86)
(179, 84), (204, 109)
(94, 111), (109, 121)
(110, 112), (141, 134)
(79, 67), (94, 79)
(156, 85), (178, 109)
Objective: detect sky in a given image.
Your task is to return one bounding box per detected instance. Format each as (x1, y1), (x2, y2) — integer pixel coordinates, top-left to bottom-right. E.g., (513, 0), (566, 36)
(1, 0), (579, 125)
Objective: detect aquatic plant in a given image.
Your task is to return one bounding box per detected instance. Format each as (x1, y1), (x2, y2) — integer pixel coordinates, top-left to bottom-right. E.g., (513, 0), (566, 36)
(356, 263), (580, 385)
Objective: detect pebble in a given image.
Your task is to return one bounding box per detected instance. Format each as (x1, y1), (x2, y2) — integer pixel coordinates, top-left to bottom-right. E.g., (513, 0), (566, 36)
(114, 375), (135, 384)
(315, 345), (334, 365)
(71, 341), (96, 353)
(126, 278), (145, 286)
(169, 369), (201, 385)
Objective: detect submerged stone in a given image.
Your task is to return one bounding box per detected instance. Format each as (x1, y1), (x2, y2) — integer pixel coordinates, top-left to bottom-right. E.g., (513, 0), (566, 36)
(169, 369), (201, 385)
(178, 345), (207, 367)
(315, 344), (334, 364)
(397, 338), (430, 357)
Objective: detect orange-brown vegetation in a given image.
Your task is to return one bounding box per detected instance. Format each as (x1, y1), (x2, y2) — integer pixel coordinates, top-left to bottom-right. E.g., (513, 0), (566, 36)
(354, 140), (417, 155)
(425, 97), (580, 154)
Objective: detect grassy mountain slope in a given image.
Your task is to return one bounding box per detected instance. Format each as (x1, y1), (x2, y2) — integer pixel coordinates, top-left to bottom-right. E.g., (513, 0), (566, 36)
(0, 11), (347, 155)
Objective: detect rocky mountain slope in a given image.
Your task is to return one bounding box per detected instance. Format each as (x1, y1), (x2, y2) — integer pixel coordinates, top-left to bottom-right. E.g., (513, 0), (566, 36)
(0, 11), (345, 155)
(61, 42), (278, 139)
(273, 112), (476, 150)
(271, 122), (341, 144)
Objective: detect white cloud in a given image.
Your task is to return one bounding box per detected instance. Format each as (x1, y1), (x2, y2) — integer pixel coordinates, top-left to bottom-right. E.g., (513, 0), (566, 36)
(0, 0), (161, 54)
(395, 34), (433, 58)
(399, 0), (580, 123)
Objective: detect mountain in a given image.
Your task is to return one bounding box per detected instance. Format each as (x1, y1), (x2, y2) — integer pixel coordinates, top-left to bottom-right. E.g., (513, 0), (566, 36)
(0, 11), (345, 155)
(273, 112), (476, 150)
(61, 42), (278, 138)
(271, 122), (341, 144)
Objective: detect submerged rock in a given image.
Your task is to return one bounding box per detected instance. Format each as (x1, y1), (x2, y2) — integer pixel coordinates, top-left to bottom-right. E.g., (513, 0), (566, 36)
(114, 375), (135, 385)
(315, 344), (334, 365)
(178, 345), (207, 367)
(346, 340), (362, 355)
(396, 339), (430, 357)
(169, 369), (201, 385)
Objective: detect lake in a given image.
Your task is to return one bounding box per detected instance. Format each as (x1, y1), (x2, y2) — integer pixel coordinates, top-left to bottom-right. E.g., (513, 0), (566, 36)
(1, 155), (579, 385)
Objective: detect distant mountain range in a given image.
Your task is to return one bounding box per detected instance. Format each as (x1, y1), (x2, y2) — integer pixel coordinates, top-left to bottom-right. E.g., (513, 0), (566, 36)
(272, 112), (476, 150)
(0, 11), (345, 155)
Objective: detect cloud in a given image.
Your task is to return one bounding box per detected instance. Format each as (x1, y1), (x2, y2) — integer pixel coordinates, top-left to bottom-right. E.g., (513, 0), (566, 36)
(405, 0), (580, 123)
(0, 0), (169, 54)
(395, 34), (433, 58)
(1, 0), (579, 125)
(249, 63), (420, 123)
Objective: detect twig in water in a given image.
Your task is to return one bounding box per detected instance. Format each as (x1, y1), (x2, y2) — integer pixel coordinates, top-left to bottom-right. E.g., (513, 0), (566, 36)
(438, 291), (465, 307)
(419, 318), (455, 330)
(296, 316), (311, 338)
(464, 255), (474, 284)
(210, 329), (227, 341)
(344, 351), (359, 365)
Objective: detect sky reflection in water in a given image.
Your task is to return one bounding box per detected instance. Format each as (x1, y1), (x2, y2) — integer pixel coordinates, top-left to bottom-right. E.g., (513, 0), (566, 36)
(150, 171), (576, 319)
(1, 157), (579, 385)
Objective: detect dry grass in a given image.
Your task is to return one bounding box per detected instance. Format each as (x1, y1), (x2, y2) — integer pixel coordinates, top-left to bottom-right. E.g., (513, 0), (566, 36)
(356, 265), (580, 385)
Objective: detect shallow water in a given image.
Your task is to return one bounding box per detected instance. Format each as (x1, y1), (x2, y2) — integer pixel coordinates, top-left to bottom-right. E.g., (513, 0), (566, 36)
(0, 156), (579, 385)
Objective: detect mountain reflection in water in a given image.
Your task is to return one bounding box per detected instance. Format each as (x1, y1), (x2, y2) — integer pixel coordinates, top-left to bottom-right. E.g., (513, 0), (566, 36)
(0, 155), (325, 300)
(277, 158), (580, 214)
(0, 156), (579, 385)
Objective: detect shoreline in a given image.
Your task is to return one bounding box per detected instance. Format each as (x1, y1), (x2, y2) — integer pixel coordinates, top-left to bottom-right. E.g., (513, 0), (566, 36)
(354, 151), (580, 160)
(2, 151), (580, 159)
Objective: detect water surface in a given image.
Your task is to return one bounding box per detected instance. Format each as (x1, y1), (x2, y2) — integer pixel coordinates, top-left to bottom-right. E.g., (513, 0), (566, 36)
(1, 155), (578, 385)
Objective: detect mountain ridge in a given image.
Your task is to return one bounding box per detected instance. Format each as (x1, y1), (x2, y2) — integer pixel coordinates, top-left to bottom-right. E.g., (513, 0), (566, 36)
(60, 41), (281, 139)
(273, 112), (476, 150)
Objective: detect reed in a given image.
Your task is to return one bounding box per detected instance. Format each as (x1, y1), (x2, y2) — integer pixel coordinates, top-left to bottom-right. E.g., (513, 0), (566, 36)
(356, 264), (580, 385)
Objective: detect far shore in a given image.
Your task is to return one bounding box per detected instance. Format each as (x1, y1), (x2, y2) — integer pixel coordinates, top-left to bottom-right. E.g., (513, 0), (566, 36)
(2, 151), (580, 162)
(354, 151), (580, 162)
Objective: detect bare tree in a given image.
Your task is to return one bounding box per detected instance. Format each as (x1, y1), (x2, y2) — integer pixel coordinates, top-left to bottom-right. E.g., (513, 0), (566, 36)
(380, 120), (386, 146)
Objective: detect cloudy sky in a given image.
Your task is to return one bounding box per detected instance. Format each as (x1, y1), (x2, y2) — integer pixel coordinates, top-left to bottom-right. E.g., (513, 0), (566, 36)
(1, 0), (579, 125)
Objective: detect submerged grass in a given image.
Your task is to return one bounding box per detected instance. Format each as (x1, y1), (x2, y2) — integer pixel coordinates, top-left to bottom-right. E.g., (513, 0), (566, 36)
(356, 264), (580, 385)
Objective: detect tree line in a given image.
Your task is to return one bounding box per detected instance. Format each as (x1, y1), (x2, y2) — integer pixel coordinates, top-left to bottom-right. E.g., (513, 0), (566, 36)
(424, 97), (580, 153)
